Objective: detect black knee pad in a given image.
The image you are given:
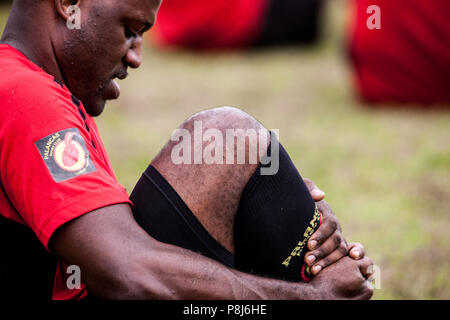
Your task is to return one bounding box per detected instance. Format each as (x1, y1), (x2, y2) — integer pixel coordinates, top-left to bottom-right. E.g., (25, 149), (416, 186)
(234, 137), (321, 282)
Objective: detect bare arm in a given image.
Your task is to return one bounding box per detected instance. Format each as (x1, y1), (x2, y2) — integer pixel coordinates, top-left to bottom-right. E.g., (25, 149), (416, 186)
(51, 204), (373, 300)
(52, 204), (311, 299)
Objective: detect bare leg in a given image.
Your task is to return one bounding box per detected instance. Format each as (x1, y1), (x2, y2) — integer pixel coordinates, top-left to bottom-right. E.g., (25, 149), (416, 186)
(151, 106), (270, 254)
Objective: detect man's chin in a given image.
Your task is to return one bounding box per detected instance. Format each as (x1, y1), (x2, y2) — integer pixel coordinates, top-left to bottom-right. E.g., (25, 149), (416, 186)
(85, 99), (106, 117)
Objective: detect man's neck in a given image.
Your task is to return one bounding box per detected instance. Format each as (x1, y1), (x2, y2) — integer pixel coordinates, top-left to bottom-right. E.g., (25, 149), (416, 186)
(1, 2), (67, 86)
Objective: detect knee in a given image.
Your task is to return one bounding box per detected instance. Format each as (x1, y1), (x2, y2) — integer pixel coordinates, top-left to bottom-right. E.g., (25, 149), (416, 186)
(183, 106), (265, 133)
(179, 106), (270, 164)
(152, 106), (271, 169)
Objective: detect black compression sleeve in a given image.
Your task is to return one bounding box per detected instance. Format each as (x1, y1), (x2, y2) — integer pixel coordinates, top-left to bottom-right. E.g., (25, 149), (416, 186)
(234, 138), (321, 282)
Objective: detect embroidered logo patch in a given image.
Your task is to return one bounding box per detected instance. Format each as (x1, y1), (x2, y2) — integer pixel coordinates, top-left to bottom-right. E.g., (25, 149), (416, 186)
(35, 128), (96, 182)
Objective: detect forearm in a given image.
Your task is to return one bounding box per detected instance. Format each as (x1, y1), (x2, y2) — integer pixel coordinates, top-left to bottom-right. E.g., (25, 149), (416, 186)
(128, 240), (317, 300)
(52, 204), (316, 300)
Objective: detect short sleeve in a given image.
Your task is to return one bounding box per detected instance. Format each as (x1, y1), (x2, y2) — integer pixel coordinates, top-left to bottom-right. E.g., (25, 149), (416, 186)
(0, 71), (132, 250)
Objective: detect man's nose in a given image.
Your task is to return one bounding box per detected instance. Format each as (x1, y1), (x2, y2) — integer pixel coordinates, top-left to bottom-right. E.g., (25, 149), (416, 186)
(124, 36), (143, 69)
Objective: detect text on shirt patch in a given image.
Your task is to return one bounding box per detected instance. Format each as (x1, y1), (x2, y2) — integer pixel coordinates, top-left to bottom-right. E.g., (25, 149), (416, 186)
(35, 128), (97, 182)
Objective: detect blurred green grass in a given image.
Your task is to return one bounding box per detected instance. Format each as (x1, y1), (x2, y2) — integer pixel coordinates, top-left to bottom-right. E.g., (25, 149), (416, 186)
(1, 0), (449, 299)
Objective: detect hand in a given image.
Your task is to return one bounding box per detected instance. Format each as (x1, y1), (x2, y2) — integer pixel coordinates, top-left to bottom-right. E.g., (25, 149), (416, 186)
(304, 178), (326, 202)
(310, 255), (374, 300)
(303, 178), (349, 275)
(347, 242), (366, 261)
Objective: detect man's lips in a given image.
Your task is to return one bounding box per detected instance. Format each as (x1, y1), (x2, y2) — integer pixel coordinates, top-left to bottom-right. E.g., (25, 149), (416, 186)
(106, 79), (121, 100)
(105, 71), (128, 100)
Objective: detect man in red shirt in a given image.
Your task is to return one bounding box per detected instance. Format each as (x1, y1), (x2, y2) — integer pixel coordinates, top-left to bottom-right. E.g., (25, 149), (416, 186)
(0, 0), (373, 300)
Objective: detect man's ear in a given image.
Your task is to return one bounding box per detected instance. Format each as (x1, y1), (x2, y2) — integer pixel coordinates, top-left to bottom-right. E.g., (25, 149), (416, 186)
(55, 0), (81, 21)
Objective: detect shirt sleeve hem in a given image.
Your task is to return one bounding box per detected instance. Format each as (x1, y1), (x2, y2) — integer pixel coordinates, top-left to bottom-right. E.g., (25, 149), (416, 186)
(38, 189), (132, 251)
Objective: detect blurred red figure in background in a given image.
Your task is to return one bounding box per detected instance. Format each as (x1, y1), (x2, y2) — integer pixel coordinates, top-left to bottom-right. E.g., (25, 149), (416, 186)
(349, 0), (450, 105)
(151, 0), (324, 49)
(151, 0), (449, 106)
(152, 0), (266, 49)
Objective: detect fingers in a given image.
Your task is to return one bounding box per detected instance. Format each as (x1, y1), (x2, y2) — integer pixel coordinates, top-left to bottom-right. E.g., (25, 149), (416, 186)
(309, 245), (348, 275)
(307, 204), (340, 250)
(356, 257), (375, 299)
(305, 233), (348, 275)
(348, 242), (365, 260)
(363, 281), (374, 299)
(315, 201), (336, 223)
(312, 256), (374, 300)
(349, 256), (374, 300)
(303, 178), (325, 201)
(358, 256), (374, 279)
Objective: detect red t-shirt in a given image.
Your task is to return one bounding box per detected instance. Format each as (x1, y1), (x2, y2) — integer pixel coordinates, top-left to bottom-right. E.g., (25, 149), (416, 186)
(349, 0), (450, 105)
(152, 0), (268, 49)
(0, 44), (132, 299)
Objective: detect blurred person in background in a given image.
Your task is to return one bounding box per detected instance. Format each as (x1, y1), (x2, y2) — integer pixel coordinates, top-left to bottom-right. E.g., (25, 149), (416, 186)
(348, 0), (450, 105)
(151, 0), (449, 106)
(151, 0), (324, 49)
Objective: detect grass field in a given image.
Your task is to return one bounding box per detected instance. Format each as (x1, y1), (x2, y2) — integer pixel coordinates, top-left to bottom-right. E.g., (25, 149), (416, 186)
(1, 1), (449, 299)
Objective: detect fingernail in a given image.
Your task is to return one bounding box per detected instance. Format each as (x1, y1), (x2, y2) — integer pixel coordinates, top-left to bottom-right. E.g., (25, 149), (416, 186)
(312, 265), (322, 274)
(352, 249), (360, 259)
(311, 189), (325, 199)
(306, 255), (316, 265)
(309, 240), (318, 250)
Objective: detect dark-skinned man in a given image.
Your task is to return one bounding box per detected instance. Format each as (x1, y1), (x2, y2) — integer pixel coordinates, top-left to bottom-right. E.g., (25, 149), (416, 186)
(0, 0), (374, 300)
